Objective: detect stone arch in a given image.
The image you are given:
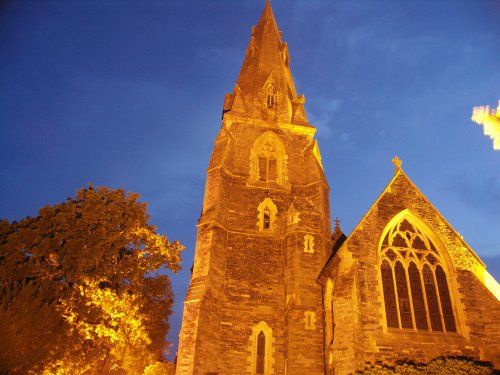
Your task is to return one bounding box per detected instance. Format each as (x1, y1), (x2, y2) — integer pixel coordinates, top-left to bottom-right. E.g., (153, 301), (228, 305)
(247, 321), (275, 375)
(378, 210), (458, 333)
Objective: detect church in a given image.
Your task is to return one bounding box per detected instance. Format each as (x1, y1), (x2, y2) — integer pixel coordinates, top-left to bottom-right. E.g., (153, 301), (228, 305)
(175, 2), (500, 374)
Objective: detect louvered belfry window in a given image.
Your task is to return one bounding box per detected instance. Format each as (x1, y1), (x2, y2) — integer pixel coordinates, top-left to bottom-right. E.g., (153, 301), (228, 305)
(380, 217), (457, 332)
(266, 86), (277, 109)
(256, 331), (266, 374)
(258, 144), (277, 182)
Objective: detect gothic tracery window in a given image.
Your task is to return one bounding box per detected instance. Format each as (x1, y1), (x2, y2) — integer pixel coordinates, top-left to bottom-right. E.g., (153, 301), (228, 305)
(250, 131), (287, 187)
(380, 216), (457, 333)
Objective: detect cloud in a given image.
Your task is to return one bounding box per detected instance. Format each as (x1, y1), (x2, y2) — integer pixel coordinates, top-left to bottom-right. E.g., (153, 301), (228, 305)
(308, 97), (341, 139)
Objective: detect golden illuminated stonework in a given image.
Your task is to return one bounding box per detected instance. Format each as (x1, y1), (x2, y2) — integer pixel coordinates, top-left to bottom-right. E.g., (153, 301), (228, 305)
(175, 2), (500, 374)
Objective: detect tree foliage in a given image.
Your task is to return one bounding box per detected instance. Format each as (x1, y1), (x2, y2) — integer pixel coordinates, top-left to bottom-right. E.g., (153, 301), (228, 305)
(0, 186), (183, 374)
(359, 356), (497, 375)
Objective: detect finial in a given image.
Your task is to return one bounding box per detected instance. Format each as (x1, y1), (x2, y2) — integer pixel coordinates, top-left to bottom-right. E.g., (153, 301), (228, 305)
(392, 156), (403, 171)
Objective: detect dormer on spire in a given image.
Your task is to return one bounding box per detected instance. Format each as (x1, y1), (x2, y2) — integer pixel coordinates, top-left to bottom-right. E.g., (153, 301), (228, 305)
(223, 0), (310, 126)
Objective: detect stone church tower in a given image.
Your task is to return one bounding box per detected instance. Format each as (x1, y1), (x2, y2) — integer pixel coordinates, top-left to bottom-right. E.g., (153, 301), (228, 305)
(176, 2), (500, 374)
(176, 1), (332, 374)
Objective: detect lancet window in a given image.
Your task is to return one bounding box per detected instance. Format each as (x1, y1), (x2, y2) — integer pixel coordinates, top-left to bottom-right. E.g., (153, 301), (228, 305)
(257, 198), (277, 231)
(324, 279), (334, 346)
(256, 332), (265, 374)
(248, 321), (273, 375)
(266, 85), (277, 109)
(379, 215), (456, 333)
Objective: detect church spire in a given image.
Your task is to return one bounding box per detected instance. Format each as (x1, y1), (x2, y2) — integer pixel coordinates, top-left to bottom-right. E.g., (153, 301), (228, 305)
(223, 1), (309, 125)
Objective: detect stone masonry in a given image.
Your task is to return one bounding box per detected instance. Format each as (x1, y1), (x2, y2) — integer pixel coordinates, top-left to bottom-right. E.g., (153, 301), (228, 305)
(176, 2), (500, 375)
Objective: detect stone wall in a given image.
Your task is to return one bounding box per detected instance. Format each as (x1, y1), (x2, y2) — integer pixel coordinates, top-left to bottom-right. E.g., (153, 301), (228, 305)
(322, 170), (500, 374)
(176, 115), (332, 374)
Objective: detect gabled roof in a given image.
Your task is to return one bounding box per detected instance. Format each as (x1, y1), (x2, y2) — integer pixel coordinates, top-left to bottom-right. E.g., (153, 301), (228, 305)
(318, 158), (500, 299)
(353, 163), (484, 268)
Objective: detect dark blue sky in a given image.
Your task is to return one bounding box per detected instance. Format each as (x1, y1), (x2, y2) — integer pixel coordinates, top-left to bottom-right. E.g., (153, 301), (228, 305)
(1, 0), (499, 361)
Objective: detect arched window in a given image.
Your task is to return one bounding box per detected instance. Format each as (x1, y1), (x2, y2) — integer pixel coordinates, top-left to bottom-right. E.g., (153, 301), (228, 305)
(263, 208), (271, 229)
(379, 214), (457, 332)
(266, 85), (277, 109)
(256, 332), (265, 374)
(249, 132), (287, 187)
(324, 279), (335, 347)
(257, 198), (277, 231)
(248, 321), (273, 375)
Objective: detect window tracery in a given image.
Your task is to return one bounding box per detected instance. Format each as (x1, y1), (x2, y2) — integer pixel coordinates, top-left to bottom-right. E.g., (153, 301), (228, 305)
(249, 132), (287, 187)
(379, 214), (456, 333)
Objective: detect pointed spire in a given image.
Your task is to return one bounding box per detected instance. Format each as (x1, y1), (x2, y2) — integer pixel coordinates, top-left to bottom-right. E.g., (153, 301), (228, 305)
(259, 0), (275, 26)
(223, 1), (310, 126)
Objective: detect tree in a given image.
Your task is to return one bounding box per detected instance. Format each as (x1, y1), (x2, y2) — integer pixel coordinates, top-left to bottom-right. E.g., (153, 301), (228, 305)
(0, 186), (183, 374)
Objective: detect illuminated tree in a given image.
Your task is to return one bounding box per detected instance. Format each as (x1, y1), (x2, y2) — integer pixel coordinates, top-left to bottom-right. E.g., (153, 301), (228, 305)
(471, 101), (500, 150)
(0, 186), (183, 374)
